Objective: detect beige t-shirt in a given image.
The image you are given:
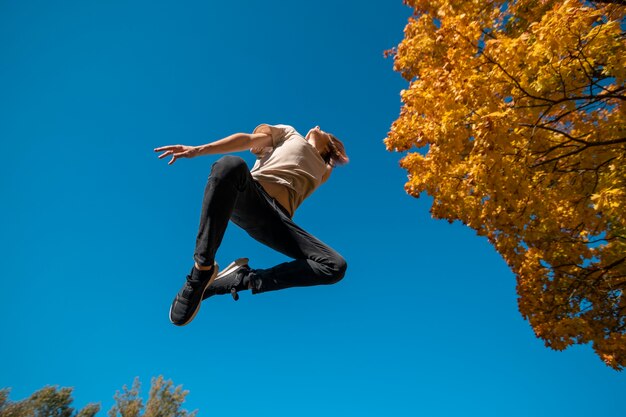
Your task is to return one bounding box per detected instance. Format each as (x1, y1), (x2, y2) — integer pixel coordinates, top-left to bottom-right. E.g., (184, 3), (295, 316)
(251, 124), (330, 216)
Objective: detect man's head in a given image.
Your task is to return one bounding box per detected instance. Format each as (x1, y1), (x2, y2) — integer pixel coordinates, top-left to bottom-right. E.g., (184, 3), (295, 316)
(305, 126), (349, 167)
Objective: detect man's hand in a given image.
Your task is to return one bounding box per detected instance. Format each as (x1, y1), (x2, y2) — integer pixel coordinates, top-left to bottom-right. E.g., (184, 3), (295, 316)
(154, 145), (197, 165)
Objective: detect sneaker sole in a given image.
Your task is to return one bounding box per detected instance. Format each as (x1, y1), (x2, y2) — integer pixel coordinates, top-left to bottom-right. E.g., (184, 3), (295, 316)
(169, 262), (219, 326)
(215, 258), (249, 281)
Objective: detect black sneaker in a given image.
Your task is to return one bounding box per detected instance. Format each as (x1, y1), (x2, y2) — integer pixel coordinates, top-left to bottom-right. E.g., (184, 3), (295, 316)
(203, 258), (250, 301)
(169, 263), (218, 326)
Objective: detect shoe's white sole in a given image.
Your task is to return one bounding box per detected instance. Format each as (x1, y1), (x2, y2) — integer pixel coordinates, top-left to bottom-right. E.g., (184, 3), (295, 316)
(215, 258), (249, 281)
(169, 262), (219, 326)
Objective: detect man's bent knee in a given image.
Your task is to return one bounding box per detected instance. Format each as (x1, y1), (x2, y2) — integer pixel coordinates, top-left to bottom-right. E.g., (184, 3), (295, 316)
(210, 156), (248, 183)
(325, 255), (347, 285)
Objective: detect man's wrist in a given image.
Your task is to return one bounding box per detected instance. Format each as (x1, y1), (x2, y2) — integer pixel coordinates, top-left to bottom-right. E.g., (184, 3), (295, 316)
(192, 145), (205, 157)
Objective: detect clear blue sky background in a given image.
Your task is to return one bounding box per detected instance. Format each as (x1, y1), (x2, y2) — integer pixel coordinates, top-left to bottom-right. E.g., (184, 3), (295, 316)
(1, 1), (624, 416)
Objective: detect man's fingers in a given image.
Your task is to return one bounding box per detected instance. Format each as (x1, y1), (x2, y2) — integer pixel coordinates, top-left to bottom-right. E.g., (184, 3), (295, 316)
(154, 145), (179, 152)
(156, 147), (187, 165)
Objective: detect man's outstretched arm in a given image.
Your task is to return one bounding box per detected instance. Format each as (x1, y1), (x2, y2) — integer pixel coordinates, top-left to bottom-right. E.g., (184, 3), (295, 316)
(154, 131), (273, 165)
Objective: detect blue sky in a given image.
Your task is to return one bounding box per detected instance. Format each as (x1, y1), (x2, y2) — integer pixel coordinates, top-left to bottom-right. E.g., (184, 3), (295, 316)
(0, 1), (624, 416)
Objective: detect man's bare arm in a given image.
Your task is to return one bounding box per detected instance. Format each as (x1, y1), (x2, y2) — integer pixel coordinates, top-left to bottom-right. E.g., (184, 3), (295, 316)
(155, 132), (273, 165)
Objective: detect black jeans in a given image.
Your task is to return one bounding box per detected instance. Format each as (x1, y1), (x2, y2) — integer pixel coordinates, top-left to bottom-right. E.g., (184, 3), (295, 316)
(193, 155), (347, 294)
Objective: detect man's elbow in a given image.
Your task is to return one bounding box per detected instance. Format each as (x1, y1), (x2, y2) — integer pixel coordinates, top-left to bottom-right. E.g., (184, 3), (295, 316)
(249, 132), (273, 149)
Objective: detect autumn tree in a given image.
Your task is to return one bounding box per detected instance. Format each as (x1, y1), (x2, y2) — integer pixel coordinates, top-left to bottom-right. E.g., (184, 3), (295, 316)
(108, 377), (196, 417)
(385, 0), (626, 369)
(0, 386), (99, 417)
(0, 376), (195, 417)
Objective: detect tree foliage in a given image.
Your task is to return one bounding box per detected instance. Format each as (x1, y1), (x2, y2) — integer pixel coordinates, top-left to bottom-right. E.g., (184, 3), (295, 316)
(0, 377), (195, 417)
(0, 386), (99, 417)
(385, 0), (626, 369)
(108, 377), (196, 417)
